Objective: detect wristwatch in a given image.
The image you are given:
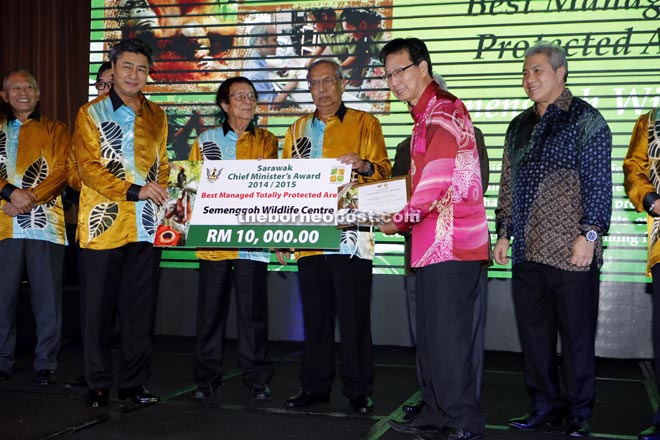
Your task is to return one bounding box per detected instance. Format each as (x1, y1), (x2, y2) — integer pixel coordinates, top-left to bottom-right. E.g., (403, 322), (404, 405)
(580, 230), (598, 242)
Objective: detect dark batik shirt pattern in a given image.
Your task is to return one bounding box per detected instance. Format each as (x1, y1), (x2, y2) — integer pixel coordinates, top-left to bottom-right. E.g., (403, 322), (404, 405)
(495, 89), (612, 271)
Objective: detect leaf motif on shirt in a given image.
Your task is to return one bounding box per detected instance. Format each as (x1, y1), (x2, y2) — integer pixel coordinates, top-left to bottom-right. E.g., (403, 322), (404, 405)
(100, 121), (123, 161)
(22, 157), (48, 188)
(88, 202), (119, 240)
(0, 131), (8, 180)
(141, 200), (158, 236)
(340, 229), (358, 248)
(201, 141), (222, 160)
(0, 130), (7, 180)
(17, 205), (47, 230)
(146, 158), (158, 183)
(292, 137), (311, 159)
(106, 160), (126, 180)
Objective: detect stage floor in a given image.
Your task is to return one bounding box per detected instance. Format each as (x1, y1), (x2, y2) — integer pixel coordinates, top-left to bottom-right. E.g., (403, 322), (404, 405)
(0, 336), (654, 439)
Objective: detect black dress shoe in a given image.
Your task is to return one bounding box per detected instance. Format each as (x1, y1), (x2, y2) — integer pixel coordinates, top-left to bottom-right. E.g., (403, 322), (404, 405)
(284, 390), (330, 408)
(441, 426), (484, 440)
(566, 415), (591, 437)
(118, 385), (160, 404)
(403, 399), (424, 415)
(192, 376), (222, 399)
(350, 395), (374, 413)
(250, 384), (272, 401)
(389, 416), (440, 434)
(65, 374), (87, 388)
(639, 424), (660, 440)
(86, 388), (109, 407)
(0, 371), (10, 384)
(36, 369), (56, 385)
(509, 411), (564, 430)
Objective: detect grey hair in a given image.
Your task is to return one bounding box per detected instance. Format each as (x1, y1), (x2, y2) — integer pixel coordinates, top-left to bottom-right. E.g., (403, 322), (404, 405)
(306, 59), (344, 81)
(249, 24), (275, 47)
(524, 41), (568, 81)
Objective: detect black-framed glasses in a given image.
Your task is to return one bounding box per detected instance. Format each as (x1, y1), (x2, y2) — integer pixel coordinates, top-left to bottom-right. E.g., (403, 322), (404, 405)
(229, 91), (257, 102)
(380, 62), (418, 81)
(95, 81), (113, 90)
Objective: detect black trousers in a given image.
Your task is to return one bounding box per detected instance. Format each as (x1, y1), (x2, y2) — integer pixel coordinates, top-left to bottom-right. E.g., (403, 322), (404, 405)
(511, 261), (599, 418)
(297, 254), (374, 399)
(650, 264), (660, 426)
(193, 258), (273, 387)
(415, 260), (484, 434)
(79, 243), (161, 390)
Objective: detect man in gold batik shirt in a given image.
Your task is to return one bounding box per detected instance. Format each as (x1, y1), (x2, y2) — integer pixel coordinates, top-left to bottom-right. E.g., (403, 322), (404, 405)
(278, 59), (390, 414)
(73, 38), (169, 408)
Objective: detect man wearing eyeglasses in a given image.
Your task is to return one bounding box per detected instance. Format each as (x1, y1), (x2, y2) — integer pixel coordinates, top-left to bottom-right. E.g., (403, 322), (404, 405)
(94, 62), (113, 96)
(278, 59), (391, 414)
(378, 38), (489, 440)
(0, 69), (72, 387)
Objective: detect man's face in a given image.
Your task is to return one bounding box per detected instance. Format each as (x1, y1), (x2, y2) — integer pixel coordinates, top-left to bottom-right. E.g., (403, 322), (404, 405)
(308, 62), (345, 114)
(383, 50), (426, 106)
(220, 82), (257, 125)
(1, 72), (39, 116)
(111, 51), (150, 99)
(522, 53), (566, 107)
(261, 32), (278, 57)
(96, 69), (114, 96)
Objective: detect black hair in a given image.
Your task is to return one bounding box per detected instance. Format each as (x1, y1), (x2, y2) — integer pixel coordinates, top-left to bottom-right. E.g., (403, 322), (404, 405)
(108, 38), (154, 68)
(379, 38), (433, 76)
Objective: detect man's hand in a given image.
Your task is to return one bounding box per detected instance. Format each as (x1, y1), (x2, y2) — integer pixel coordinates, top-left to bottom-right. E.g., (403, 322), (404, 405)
(276, 250), (291, 265)
(337, 152), (370, 174)
(493, 238), (510, 266)
(378, 220), (399, 235)
(570, 235), (595, 267)
(9, 188), (37, 213)
(138, 182), (169, 205)
(2, 202), (22, 217)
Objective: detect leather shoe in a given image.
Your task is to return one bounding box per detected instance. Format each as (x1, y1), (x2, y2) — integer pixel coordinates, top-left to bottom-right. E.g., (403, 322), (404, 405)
(403, 399), (424, 415)
(0, 371), (10, 384)
(441, 426), (484, 440)
(389, 416), (440, 434)
(118, 385), (160, 404)
(509, 411), (564, 430)
(250, 384), (272, 401)
(566, 415), (591, 437)
(36, 369), (56, 385)
(639, 424), (660, 440)
(192, 376), (222, 399)
(284, 390), (330, 408)
(86, 388), (109, 408)
(350, 395), (374, 414)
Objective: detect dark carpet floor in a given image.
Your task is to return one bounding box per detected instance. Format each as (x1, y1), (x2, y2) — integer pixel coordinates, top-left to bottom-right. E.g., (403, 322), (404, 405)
(0, 336), (654, 440)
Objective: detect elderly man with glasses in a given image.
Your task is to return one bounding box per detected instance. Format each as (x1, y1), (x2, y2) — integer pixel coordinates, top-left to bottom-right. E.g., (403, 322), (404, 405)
(277, 59), (391, 414)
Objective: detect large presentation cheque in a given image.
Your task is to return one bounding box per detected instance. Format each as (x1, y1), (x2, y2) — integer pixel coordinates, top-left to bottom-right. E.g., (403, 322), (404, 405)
(174, 159), (351, 249)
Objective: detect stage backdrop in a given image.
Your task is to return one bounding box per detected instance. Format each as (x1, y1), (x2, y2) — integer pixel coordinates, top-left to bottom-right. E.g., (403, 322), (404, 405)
(88, 0), (660, 285)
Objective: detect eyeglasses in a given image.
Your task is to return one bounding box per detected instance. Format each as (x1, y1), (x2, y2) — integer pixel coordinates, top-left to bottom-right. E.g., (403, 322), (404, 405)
(95, 81), (112, 90)
(229, 92), (257, 102)
(308, 76), (339, 89)
(380, 62), (418, 81)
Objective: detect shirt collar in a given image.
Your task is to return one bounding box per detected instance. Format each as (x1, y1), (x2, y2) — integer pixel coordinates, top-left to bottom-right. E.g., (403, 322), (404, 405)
(222, 119), (256, 136)
(313, 102), (347, 123)
(109, 88), (151, 113)
(533, 88), (573, 116)
(6, 107), (41, 122)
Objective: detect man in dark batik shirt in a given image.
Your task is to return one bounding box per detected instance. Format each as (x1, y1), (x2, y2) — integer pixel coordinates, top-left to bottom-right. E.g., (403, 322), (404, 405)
(494, 42), (612, 437)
